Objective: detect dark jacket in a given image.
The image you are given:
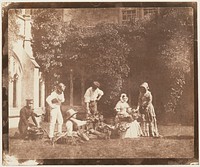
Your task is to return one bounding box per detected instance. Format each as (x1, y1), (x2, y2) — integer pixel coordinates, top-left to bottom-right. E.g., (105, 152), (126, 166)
(18, 106), (38, 135)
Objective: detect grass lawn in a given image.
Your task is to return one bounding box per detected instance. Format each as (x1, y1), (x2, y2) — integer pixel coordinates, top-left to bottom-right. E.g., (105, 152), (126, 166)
(8, 123), (194, 160)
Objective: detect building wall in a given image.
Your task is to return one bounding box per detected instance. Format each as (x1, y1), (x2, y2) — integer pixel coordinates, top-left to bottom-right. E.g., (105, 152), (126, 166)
(8, 9), (45, 128)
(63, 8), (159, 27)
(33, 68), (40, 110)
(63, 8), (120, 27)
(21, 55), (35, 107)
(9, 47), (35, 116)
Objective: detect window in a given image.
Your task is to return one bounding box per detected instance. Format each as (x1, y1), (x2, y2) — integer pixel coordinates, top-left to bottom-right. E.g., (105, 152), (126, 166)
(25, 9), (31, 15)
(15, 9), (22, 15)
(121, 9), (137, 24)
(143, 8), (158, 16)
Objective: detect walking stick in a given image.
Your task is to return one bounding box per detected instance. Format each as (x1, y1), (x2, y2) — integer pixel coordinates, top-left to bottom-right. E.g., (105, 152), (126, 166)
(43, 129), (51, 139)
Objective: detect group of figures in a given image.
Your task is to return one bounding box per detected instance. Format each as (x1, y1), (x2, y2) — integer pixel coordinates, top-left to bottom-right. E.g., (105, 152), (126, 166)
(17, 81), (161, 145)
(114, 82), (160, 139)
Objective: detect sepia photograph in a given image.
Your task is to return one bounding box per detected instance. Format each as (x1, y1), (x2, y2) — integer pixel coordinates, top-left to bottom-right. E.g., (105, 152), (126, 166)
(1, 2), (198, 165)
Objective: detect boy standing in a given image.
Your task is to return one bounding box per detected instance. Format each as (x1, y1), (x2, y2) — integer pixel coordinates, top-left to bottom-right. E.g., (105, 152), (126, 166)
(46, 83), (66, 140)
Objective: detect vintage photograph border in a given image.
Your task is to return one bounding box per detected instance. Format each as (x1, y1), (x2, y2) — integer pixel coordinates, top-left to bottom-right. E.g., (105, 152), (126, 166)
(2, 1), (198, 165)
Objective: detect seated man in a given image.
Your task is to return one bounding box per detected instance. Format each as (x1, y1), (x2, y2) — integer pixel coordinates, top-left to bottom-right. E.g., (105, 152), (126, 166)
(65, 109), (87, 137)
(18, 99), (39, 139)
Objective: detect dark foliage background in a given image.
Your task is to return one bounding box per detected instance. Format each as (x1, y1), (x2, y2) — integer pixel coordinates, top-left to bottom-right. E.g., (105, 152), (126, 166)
(31, 8), (194, 125)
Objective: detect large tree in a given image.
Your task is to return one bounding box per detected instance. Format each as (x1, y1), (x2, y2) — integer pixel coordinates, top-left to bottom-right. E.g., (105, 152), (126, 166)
(32, 8), (194, 123)
(32, 9), (130, 113)
(121, 8), (194, 124)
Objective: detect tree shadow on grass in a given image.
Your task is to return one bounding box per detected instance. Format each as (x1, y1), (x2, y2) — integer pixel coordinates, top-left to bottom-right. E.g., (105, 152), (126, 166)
(163, 135), (194, 140)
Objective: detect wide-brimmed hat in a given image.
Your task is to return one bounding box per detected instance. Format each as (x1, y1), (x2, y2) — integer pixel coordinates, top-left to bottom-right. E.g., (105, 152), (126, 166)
(140, 82), (149, 90)
(93, 81), (100, 88)
(65, 109), (78, 120)
(120, 93), (128, 102)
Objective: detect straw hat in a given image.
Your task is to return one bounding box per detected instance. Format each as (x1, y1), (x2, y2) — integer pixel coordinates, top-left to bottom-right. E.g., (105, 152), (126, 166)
(93, 81), (100, 88)
(65, 109), (78, 120)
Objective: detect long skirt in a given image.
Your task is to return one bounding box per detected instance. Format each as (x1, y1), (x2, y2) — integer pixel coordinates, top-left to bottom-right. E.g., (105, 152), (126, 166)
(121, 120), (142, 139)
(140, 104), (159, 137)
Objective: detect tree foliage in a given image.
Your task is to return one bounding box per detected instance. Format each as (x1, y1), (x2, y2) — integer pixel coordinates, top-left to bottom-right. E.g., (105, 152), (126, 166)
(145, 8), (193, 115)
(121, 8), (193, 123)
(32, 8), (194, 122)
(32, 9), (130, 110)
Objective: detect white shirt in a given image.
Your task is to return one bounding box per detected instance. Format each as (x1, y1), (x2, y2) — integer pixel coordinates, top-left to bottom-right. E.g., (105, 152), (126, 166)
(46, 91), (65, 108)
(84, 87), (104, 103)
(115, 100), (130, 114)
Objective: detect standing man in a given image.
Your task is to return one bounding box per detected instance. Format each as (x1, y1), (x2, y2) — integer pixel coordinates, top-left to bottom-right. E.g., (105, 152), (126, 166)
(46, 83), (66, 140)
(84, 81), (104, 116)
(18, 99), (39, 138)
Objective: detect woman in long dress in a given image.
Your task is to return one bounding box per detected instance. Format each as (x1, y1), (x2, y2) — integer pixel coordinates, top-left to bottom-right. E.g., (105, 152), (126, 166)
(115, 93), (142, 139)
(136, 82), (159, 137)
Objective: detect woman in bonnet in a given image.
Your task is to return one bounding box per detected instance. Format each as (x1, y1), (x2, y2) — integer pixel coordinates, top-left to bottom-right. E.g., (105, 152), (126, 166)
(136, 82), (159, 137)
(115, 93), (142, 139)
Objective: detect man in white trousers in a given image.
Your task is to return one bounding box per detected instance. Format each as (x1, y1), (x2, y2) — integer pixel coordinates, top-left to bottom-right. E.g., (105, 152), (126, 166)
(46, 83), (66, 141)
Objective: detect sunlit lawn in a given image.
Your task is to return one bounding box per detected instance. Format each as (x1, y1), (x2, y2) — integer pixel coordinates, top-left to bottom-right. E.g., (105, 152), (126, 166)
(8, 123), (194, 160)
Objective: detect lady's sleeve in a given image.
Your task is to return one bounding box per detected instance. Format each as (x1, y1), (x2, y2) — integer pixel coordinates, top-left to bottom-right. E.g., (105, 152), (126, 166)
(146, 92), (153, 104)
(115, 101), (121, 111)
(126, 103), (130, 108)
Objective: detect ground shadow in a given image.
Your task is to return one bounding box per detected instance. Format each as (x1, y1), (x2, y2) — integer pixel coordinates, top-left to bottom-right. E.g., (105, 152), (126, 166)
(163, 135), (194, 140)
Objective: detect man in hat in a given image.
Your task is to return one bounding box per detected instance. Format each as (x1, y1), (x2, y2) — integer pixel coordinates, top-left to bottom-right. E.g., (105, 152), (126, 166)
(18, 99), (39, 138)
(46, 83), (66, 140)
(84, 81), (104, 116)
(64, 109), (87, 137)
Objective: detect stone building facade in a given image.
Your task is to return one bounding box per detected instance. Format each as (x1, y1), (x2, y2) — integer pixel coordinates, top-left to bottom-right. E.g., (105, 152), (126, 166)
(63, 8), (159, 26)
(7, 9), (45, 128)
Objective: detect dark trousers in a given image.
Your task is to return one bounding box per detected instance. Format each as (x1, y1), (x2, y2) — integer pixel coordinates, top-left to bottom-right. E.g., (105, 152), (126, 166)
(89, 101), (98, 115)
(18, 122), (35, 138)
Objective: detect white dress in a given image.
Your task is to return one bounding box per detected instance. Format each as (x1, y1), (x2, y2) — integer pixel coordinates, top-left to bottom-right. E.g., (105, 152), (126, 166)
(121, 120), (142, 139)
(115, 100), (142, 139)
